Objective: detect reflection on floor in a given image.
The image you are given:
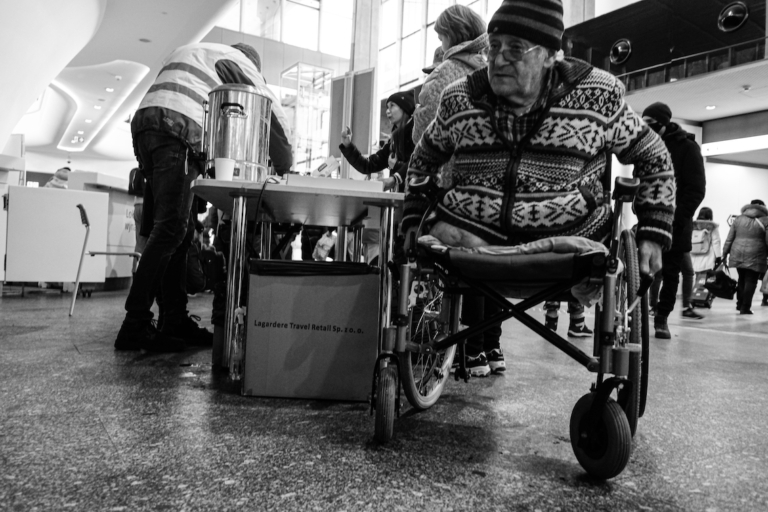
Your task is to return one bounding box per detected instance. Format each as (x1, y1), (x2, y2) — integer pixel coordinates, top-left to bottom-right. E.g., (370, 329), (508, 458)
(1, 286), (767, 511)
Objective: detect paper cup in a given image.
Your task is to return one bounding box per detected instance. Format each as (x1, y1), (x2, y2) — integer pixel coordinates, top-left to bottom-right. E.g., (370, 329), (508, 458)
(215, 158), (235, 181)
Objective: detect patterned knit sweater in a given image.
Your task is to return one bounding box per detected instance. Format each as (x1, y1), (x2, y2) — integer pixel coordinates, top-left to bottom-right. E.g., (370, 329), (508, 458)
(403, 58), (676, 249)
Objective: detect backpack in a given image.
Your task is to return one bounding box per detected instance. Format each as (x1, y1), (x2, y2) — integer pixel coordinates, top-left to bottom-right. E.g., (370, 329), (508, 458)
(691, 228), (711, 255)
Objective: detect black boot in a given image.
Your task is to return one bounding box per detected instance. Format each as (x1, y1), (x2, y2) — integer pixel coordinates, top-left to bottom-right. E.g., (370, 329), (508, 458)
(654, 316), (671, 339)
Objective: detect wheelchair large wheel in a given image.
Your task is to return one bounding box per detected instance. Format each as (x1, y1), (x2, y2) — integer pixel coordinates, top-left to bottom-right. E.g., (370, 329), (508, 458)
(570, 392), (632, 480)
(616, 229), (642, 437)
(374, 366), (398, 443)
(399, 278), (457, 410)
(639, 293), (650, 418)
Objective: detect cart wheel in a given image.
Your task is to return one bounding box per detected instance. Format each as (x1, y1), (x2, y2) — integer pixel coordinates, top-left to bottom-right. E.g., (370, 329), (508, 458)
(616, 229), (642, 436)
(374, 366), (398, 443)
(570, 392), (632, 480)
(399, 276), (456, 410)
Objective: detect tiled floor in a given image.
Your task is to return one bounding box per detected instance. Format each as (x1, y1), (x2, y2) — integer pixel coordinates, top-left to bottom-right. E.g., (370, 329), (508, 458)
(1, 287), (767, 511)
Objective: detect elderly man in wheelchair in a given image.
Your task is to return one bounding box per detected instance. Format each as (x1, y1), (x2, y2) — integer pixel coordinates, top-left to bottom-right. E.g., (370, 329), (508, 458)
(370, 0), (676, 480)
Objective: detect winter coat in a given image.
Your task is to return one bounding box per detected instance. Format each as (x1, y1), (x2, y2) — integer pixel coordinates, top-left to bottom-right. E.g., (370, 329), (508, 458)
(412, 34), (488, 145)
(403, 58), (676, 248)
(338, 118), (414, 192)
(722, 203), (768, 273)
(690, 219), (722, 272)
(661, 123), (706, 252)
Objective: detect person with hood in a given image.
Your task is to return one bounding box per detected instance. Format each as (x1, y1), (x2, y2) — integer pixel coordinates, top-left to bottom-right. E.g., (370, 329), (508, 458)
(722, 199), (768, 314)
(642, 102), (706, 337)
(690, 206), (722, 289)
(403, 0), (676, 376)
(44, 167), (70, 189)
(339, 92), (415, 192)
(412, 4), (488, 145)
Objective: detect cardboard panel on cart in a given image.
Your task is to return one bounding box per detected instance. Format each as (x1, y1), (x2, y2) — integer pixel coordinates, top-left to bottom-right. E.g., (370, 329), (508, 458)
(244, 271), (379, 401)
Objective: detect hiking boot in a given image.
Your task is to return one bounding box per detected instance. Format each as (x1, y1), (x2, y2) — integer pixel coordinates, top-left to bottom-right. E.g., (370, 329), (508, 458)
(567, 321), (593, 338)
(654, 316), (671, 339)
(545, 315), (558, 332)
(465, 352), (491, 378)
(681, 307), (704, 319)
(163, 315), (213, 346)
(485, 348), (506, 374)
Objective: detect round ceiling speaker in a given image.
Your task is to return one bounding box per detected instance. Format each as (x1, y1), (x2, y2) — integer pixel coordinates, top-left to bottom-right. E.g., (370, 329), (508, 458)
(610, 39), (632, 65)
(718, 2), (749, 32)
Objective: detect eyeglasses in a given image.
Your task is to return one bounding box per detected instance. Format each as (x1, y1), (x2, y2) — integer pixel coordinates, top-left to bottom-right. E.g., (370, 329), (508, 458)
(488, 45), (541, 62)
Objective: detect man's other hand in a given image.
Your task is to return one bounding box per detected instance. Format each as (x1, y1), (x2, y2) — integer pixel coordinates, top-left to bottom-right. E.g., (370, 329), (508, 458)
(638, 239), (663, 277)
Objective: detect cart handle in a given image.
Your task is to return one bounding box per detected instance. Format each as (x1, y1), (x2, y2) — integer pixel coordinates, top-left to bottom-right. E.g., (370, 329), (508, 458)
(76, 204), (90, 228)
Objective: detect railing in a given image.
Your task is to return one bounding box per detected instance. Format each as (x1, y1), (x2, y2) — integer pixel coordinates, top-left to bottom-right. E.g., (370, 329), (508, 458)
(616, 36), (767, 93)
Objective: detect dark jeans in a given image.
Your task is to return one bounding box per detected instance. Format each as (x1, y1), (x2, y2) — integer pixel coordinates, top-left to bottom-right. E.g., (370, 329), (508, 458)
(462, 296), (502, 357)
(736, 268), (760, 313)
(656, 246), (694, 318)
(125, 131), (201, 325)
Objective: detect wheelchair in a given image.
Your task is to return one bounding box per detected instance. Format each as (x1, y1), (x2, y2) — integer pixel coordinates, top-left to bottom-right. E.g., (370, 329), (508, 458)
(370, 175), (653, 480)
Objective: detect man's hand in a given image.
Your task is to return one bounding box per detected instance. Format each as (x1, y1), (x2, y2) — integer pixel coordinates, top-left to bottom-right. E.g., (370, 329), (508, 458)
(638, 239), (663, 277)
(380, 176), (397, 192)
(341, 126), (352, 147)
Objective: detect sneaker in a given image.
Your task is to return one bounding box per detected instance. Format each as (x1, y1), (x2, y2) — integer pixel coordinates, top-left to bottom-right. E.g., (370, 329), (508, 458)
(545, 315), (558, 331)
(466, 352), (491, 377)
(740, 310), (754, 315)
(568, 321), (593, 338)
(164, 315), (213, 346)
(654, 316), (671, 339)
(485, 348), (506, 373)
(681, 307), (704, 319)
(115, 320), (186, 352)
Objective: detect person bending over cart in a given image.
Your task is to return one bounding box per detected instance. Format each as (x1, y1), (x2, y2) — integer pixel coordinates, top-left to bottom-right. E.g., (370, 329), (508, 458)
(115, 42), (293, 353)
(402, 0), (676, 376)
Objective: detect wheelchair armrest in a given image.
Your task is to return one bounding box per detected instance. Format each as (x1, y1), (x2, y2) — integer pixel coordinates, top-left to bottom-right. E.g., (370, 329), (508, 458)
(611, 177), (640, 202)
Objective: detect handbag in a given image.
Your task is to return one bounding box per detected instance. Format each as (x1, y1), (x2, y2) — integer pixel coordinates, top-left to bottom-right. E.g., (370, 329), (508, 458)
(761, 276), (768, 295)
(704, 263), (737, 300)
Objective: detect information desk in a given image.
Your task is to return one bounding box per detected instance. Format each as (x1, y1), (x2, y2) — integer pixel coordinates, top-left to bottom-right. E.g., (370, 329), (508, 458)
(190, 178), (403, 386)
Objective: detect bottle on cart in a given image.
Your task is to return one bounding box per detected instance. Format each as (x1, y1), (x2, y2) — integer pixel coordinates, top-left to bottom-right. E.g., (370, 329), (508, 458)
(291, 231), (303, 261)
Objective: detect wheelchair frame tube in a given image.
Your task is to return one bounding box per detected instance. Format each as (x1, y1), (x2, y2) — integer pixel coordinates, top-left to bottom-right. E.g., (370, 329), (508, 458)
(377, 206), (395, 353)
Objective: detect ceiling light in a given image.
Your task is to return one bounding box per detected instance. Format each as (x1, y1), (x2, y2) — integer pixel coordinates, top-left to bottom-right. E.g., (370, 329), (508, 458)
(85, 119), (92, 123)
(94, 105), (102, 110)
(105, 87), (115, 92)
(77, 130), (84, 134)
(706, 105), (716, 110)
(701, 134), (768, 157)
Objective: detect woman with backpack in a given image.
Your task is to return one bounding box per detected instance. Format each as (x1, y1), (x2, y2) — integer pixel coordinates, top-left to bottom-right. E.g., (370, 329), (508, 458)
(691, 207), (722, 297)
(722, 200), (768, 314)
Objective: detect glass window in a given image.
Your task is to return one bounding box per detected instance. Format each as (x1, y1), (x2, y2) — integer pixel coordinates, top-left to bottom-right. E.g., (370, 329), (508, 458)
(400, 31), (423, 85)
(320, 0), (353, 58)
(428, 0), (453, 24)
(240, 0), (282, 40)
(402, 0), (423, 37)
(217, 0), (242, 31)
(457, 0), (482, 15)
(424, 22), (441, 69)
(486, 0), (504, 21)
(378, 44), (399, 93)
(380, 0), (398, 49)
(283, 0), (319, 50)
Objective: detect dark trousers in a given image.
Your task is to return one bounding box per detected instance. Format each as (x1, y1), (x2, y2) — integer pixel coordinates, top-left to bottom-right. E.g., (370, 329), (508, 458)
(656, 246), (694, 318)
(736, 268), (760, 313)
(462, 296), (502, 357)
(125, 132), (201, 325)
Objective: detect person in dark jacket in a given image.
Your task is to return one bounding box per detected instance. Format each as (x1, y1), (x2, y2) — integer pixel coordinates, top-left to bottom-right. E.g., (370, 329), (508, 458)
(723, 200), (768, 314)
(338, 92), (415, 192)
(642, 102), (706, 338)
(115, 43), (293, 353)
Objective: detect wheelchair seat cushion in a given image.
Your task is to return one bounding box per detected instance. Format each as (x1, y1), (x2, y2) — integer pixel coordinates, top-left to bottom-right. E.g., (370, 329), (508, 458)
(418, 235), (609, 300)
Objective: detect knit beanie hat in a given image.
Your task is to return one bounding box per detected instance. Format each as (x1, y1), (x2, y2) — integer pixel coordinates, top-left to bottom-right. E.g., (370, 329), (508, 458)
(232, 43), (261, 72)
(488, 0), (564, 51)
(387, 92), (415, 116)
(642, 102), (672, 126)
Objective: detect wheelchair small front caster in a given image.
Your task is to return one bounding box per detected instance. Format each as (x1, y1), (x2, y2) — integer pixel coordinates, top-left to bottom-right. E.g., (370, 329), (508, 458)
(569, 392), (632, 479)
(374, 366), (398, 443)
